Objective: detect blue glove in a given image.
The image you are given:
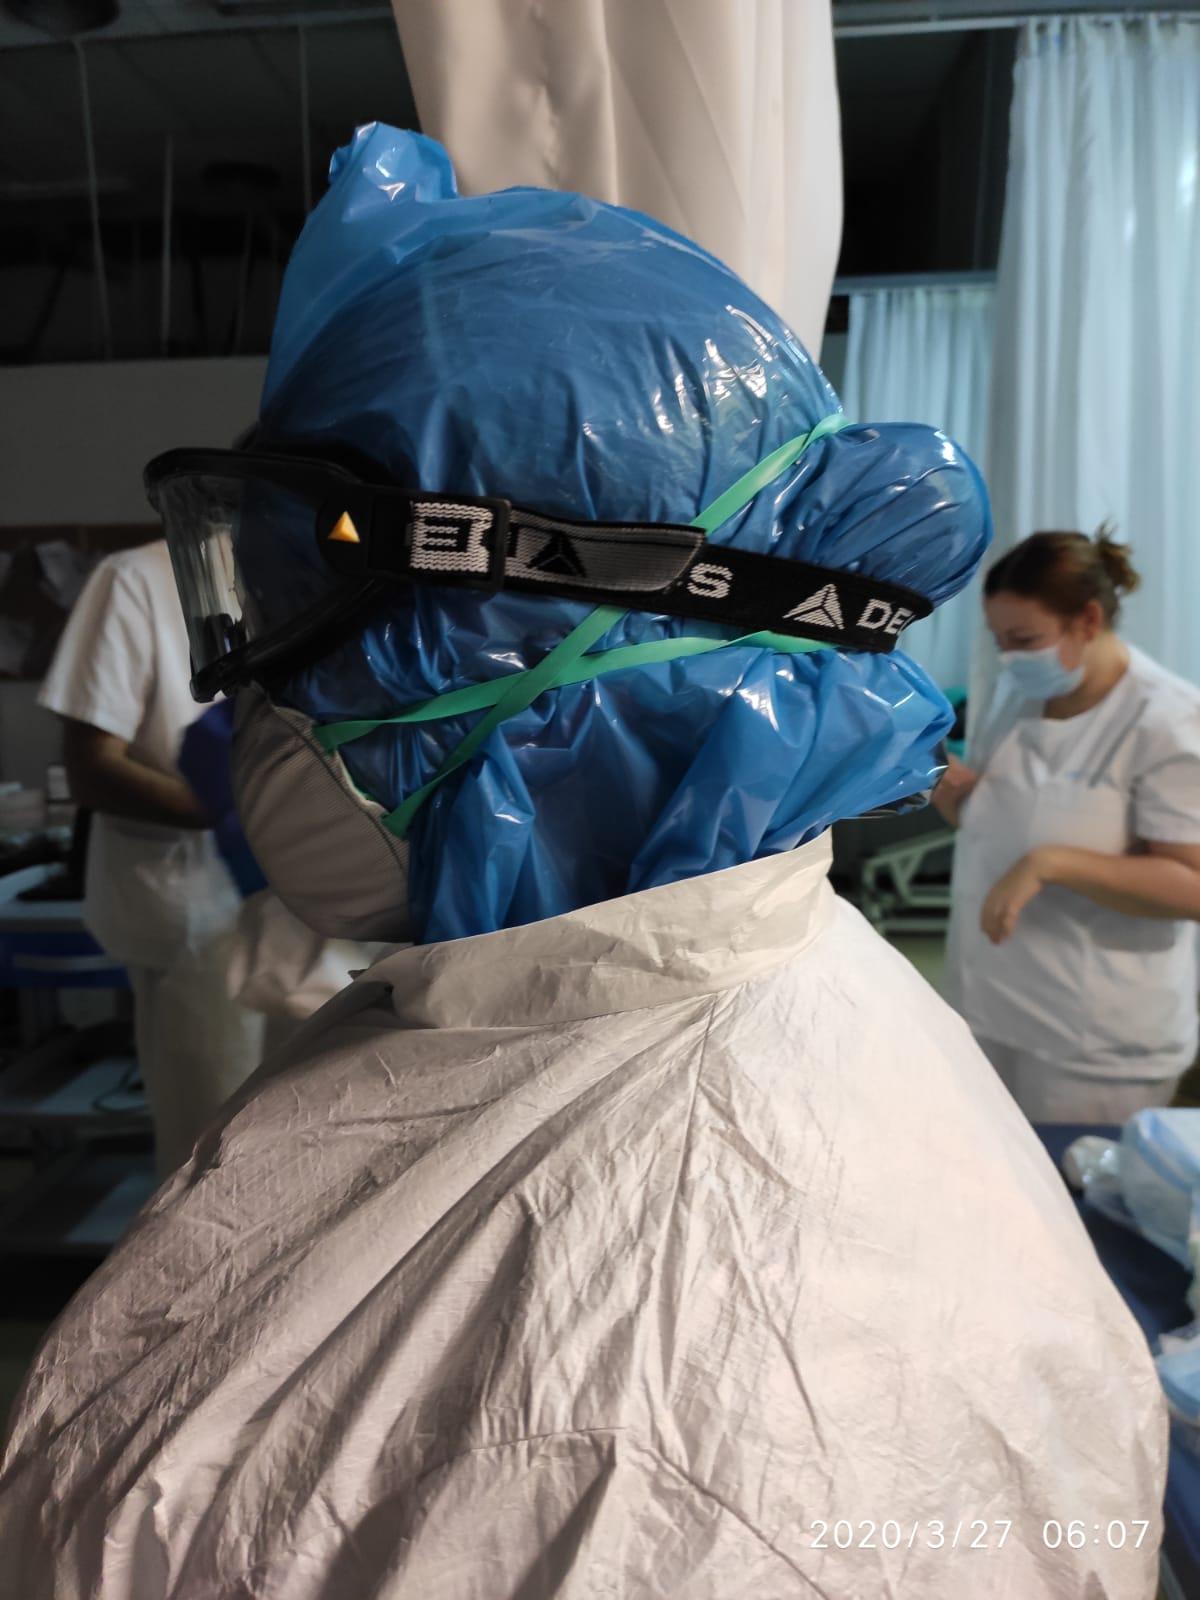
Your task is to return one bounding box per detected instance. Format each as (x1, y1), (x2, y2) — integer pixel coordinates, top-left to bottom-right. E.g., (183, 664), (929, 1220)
(178, 701), (268, 898)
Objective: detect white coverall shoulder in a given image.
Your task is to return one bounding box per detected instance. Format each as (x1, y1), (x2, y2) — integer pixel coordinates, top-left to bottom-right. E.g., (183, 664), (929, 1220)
(0, 841), (1167, 1598)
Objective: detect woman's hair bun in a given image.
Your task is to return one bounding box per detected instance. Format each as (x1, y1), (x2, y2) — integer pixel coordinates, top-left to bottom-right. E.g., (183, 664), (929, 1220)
(1093, 521), (1141, 597)
(985, 522), (1139, 623)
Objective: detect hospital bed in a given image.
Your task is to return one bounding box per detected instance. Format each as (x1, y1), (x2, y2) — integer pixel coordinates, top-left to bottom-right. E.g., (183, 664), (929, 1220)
(830, 692), (965, 936)
(831, 811), (955, 936)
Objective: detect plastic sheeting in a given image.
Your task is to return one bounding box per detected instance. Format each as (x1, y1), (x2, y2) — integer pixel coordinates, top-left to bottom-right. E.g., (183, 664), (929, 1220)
(1090, 1111), (1200, 1450)
(1120, 1109), (1200, 1272)
(251, 124), (991, 941)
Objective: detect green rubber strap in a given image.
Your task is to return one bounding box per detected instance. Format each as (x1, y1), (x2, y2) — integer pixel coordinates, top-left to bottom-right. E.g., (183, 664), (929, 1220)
(383, 604), (624, 837)
(315, 627), (828, 754)
(319, 411), (850, 838)
(690, 411), (849, 534)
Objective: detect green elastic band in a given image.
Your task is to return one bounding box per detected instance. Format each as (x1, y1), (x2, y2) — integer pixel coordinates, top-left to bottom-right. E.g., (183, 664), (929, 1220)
(690, 410), (849, 534)
(315, 627), (829, 752)
(381, 603), (623, 838)
(317, 411), (850, 838)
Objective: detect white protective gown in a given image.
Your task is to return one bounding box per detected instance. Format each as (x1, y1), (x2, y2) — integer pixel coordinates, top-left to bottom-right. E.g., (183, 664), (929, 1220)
(0, 837), (1166, 1599)
(947, 646), (1200, 1119)
(39, 541), (264, 1175)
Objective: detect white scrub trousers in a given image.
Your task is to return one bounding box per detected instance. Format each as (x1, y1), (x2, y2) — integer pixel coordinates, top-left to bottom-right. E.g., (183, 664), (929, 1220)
(977, 1037), (1180, 1124)
(128, 930), (265, 1178)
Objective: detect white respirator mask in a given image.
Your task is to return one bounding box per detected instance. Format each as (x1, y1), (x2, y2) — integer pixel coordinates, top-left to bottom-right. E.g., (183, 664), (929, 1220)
(998, 643), (1085, 700)
(231, 684), (414, 942)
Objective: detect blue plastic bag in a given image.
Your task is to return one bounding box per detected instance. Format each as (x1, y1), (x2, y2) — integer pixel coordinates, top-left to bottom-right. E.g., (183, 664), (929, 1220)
(246, 124), (991, 942)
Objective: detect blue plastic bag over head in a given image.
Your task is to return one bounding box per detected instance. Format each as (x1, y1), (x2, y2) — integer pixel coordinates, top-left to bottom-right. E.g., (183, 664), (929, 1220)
(248, 123), (992, 942)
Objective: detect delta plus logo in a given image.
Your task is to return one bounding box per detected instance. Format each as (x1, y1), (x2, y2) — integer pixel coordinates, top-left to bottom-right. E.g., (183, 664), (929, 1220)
(507, 523), (588, 581)
(784, 583), (843, 630)
(784, 583), (915, 637)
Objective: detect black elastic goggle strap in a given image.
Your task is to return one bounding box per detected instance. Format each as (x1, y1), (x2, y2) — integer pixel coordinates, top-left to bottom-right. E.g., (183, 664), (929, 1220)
(146, 449), (933, 655)
(317, 489), (932, 652)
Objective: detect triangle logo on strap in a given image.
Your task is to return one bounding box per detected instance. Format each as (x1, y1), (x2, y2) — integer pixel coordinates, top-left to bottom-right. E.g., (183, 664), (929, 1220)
(783, 583), (844, 630)
(513, 527), (588, 579)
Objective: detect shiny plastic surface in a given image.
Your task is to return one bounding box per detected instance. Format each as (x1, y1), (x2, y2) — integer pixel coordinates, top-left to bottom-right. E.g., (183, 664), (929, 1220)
(1119, 1109), (1200, 1269)
(252, 123), (992, 941)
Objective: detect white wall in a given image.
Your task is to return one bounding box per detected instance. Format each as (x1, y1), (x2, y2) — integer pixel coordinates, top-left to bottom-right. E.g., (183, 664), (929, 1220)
(0, 357), (268, 527)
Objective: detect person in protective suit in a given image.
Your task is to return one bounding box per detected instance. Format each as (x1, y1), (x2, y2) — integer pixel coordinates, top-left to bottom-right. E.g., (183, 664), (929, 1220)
(0, 127), (1166, 1599)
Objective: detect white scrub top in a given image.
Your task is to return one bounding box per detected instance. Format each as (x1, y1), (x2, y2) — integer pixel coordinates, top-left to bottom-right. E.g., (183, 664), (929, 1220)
(946, 646), (1200, 1078)
(0, 839), (1166, 1599)
(39, 540), (239, 968)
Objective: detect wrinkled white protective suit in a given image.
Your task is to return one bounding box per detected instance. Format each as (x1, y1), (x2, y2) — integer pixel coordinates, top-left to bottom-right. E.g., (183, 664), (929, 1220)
(0, 837), (1166, 1598)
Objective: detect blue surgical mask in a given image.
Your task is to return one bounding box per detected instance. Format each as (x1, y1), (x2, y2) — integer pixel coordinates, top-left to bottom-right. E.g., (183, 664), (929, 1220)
(999, 643), (1085, 700)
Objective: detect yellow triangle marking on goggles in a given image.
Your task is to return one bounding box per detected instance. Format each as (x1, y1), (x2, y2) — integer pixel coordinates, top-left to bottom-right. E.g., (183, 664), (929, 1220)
(327, 511), (361, 544)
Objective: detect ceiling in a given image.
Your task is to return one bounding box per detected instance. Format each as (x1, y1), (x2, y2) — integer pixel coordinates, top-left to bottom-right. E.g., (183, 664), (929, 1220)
(0, 12), (416, 219)
(0, 5), (973, 221)
(0, 0), (1045, 358)
(0, 0), (390, 50)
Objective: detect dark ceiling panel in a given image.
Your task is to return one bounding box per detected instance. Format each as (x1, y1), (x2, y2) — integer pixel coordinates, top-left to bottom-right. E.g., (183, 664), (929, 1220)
(837, 32), (970, 177)
(0, 9), (1013, 357)
(304, 18), (415, 138)
(120, 31), (299, 130)
(0, 18), (416, 199)
(0, 44), (80, 182)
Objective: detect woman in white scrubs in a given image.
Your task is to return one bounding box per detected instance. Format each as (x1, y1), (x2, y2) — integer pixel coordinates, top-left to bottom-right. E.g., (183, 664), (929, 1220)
(40, 539), (266, 1175)
(941, 530), (1200, 1122)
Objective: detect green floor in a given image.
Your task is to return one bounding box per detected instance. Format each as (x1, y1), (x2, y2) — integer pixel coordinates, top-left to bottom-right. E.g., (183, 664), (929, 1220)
(890, 933), (948, 995)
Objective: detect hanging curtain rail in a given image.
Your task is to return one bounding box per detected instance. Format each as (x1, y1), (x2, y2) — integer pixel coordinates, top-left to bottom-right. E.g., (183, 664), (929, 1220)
(834, 0), (1200, 31)
(4, 4), (1199, 46)
(838, 13), (1200, 36)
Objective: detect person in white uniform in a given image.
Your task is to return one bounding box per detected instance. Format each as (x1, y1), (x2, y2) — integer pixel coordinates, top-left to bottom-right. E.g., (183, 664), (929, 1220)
(0, 132), (1167, 1599)
(941, 530), (1200, 1123)
(39, 539), (265, 1175)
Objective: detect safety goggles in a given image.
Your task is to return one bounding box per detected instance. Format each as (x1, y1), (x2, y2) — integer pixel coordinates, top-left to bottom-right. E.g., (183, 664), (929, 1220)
(145, 417), (932, 702)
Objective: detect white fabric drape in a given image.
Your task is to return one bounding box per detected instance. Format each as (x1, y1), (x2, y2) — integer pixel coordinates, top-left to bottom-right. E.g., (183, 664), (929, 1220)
(390, 0), (841, 357)
(987, 14), (1200, 693)
(842, 284), (995, 689)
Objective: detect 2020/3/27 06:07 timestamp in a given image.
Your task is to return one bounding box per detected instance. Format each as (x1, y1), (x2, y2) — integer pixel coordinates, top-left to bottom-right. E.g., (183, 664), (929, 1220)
(804, 1519), (1153, 1552)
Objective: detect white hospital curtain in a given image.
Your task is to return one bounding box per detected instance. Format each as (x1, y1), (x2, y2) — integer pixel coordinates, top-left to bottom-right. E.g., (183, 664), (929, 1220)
(842, 284), (995, 690)
(988, 14), (1200, 691)
(390, 0), (841, 358)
